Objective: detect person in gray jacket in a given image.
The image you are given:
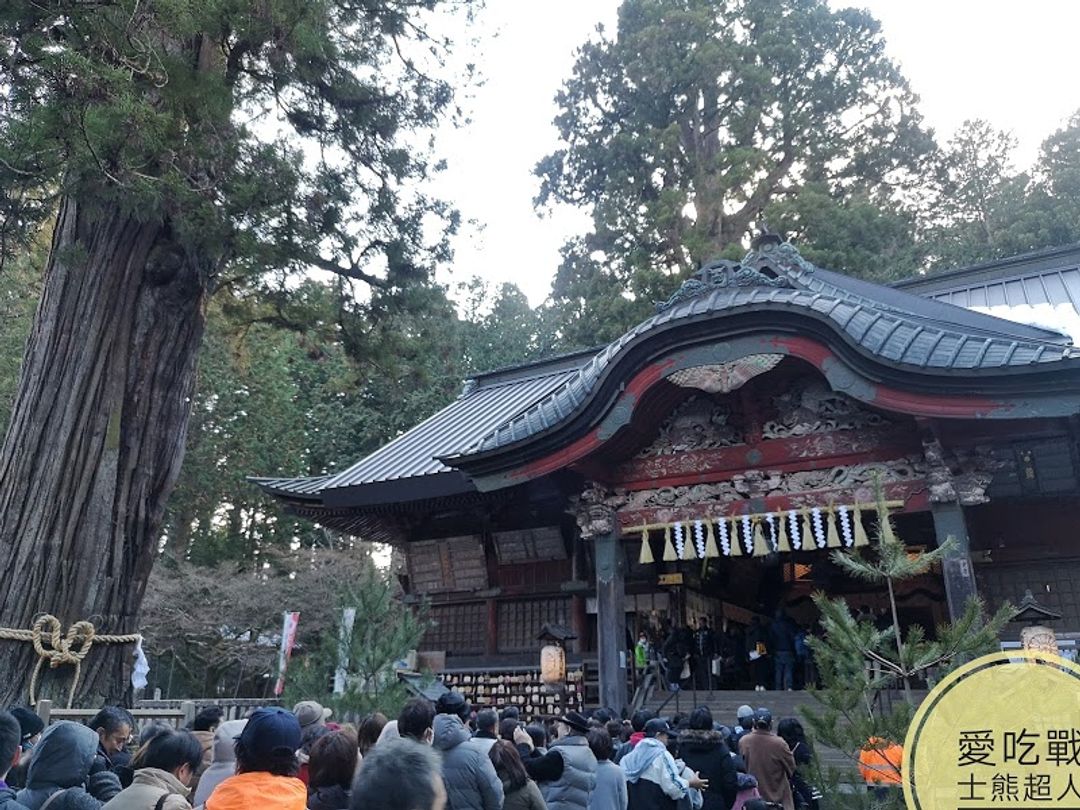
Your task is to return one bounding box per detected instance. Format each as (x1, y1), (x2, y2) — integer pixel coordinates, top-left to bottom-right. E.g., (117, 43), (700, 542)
(432, 713), (504, 810)
(521, 712), (597, 810)
(16, 722), (121, 810)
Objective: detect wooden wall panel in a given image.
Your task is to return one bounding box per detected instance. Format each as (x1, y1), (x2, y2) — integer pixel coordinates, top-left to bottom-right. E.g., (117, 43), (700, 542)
(497, 597), (571, 653)
(407, 535), (488, 594)
(493, 527), (567, 563)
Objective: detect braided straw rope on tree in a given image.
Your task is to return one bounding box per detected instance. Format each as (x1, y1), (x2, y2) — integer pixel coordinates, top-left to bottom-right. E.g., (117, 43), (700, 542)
(0, 614), (141, 708)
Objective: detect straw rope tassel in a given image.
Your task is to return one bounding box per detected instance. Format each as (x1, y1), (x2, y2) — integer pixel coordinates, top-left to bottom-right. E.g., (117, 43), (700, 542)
(826, 506), (843, 548)
(680, 522), (697, 560)
(776, 511), (791, 552)
(662, 525), (677, 561)
(801, 509), (815, 551)
(704, 521), (720, 558)
(729, 518), (743, 557)
(853, 502), (871, 547)
(752, 517), (769, 556)
(639, 528), (654, 565)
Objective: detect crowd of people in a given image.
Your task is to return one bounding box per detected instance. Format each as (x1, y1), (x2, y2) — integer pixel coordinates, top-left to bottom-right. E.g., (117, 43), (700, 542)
(0, 695), (819, 810)
(643, 612), (819, 693)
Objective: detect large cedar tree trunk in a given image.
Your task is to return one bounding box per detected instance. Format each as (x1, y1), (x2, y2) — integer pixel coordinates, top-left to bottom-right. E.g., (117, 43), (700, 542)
(0, 195), (206, 705)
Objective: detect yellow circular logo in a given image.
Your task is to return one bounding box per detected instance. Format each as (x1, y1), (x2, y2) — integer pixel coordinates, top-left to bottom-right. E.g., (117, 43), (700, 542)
(905, 652), (1080, 810)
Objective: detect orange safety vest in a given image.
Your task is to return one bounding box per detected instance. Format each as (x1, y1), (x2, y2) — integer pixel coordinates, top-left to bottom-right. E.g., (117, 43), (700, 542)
(859, 737), (903, 785)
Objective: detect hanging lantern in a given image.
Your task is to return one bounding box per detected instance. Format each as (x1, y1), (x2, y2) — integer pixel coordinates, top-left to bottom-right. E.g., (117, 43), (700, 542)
(537, 624), (575, 688)
(639, 528), (654, 565)
(826, 506), (843, 548)
(540, 644), (566, 686)
(662, 526), (677, 561)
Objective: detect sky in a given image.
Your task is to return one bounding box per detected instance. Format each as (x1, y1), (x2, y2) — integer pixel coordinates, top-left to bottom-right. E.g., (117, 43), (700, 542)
(430, 1), (1080, 306)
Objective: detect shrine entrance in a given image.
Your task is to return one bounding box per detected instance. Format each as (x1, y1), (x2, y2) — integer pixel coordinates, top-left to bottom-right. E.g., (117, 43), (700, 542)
(571, 354), (952, 690)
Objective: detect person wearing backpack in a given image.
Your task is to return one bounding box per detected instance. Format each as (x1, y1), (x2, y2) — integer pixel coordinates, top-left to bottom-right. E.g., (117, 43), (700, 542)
(101, 728), (202, 810)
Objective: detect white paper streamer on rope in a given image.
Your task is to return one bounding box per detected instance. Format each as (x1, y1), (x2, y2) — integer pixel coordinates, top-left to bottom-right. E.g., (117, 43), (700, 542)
(838, 504), (854, 548)
(811, 507), (826, 549)
(788, 510), (801, 551)
(673, 522), (685, 558)
(693, 520), (706, 558)
(765, 513), (778, 552)
(718, 517), (731, 556)
(741, 514), (753, 555)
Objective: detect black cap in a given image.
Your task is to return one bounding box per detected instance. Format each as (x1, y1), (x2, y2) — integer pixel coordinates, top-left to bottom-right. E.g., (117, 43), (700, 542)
(644, 718), (672, 737)
(754, 707), (772, 726)
(9, 707), (43, 741)
(436, 691), (471, 720)
(547, 710), (590, 733)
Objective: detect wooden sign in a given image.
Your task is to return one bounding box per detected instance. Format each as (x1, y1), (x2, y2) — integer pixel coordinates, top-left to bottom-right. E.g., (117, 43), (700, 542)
(658, 573), (684, 586)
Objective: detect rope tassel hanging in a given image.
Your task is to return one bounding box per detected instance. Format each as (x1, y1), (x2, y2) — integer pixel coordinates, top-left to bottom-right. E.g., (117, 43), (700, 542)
(826, 506), (843, 549)
(776, 512), (791, 552)
(752, 517), (769, 556)
(638, 528), (654, 565)
(703, 521), (720, 558)
(680, 523), (697, 561)
(662, 526), (677, 561)
(853, 502), (871, 547)
(728, 518), (743, 557)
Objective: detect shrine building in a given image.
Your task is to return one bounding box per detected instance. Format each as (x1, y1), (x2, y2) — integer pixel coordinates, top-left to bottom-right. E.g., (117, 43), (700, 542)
(255, 238), (1080, 714)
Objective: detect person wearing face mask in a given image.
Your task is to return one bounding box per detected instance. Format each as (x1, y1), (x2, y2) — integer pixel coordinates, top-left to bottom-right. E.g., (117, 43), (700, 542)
(101, 728), (203, 810)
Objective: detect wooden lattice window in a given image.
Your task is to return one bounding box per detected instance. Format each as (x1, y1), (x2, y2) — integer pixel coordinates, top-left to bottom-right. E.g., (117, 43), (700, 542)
(497, 598), (570, 653)
(423, 603), (486, 655)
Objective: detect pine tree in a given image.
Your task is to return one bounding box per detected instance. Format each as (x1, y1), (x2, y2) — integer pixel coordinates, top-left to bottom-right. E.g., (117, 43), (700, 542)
(802, 489), (1012, 808)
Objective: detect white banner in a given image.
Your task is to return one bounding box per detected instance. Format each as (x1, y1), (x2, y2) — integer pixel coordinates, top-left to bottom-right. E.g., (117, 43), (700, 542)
(334, 607), (357, 695)
(274, 611), (300, 696)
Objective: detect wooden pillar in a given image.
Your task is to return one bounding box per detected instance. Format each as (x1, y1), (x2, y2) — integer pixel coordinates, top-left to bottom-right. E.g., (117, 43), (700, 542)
(594, 520), (627, 715)
(932, 502), (978, 622)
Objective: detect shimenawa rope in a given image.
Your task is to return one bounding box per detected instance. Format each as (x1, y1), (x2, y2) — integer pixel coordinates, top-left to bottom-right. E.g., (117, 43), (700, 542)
(0, 614), (140, 708)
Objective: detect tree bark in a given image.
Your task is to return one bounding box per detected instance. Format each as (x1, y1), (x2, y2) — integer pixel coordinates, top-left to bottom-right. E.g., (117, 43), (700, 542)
(0, 194), (206, 706)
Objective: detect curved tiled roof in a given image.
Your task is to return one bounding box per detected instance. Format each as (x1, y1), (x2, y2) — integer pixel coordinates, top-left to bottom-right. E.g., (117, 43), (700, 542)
(465, 240), (1077, 456)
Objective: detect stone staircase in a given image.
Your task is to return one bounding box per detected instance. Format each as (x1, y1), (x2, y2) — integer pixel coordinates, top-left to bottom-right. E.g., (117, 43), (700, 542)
(642, 689), (927, 773)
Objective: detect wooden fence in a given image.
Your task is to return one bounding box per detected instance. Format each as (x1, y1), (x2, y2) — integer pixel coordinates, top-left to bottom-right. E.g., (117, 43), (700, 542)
(34, 698), (282, 728)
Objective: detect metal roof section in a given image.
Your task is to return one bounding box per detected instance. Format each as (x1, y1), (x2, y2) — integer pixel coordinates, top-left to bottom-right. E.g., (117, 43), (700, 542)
(254, 240), (1080, 509)
(321, 362), (579, 490)
(247, 474), (333, 501)
(893, 244), (1080, 342)
(465, 238), (1079, 456)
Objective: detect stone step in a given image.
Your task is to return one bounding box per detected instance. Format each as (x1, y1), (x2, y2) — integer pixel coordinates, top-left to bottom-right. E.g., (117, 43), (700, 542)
(642, 689), (927, 774)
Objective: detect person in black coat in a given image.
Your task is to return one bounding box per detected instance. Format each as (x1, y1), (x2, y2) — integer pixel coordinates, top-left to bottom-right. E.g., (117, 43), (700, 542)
(777, 718), (817, 810)
(677, 708), (738, 810)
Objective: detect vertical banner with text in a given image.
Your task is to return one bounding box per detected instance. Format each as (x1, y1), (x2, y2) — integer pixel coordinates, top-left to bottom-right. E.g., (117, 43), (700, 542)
(274, 611), (300, 696)
(334, 607), (357, 695)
